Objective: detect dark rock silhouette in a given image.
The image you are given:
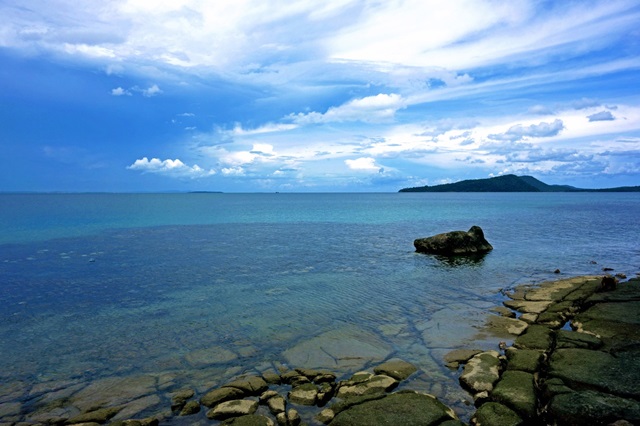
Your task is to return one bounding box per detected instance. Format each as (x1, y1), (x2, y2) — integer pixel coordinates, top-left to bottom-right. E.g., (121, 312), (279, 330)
(414, 226), (493, 256)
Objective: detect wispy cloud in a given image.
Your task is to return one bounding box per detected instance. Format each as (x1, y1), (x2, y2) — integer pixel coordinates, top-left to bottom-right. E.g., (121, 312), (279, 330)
(288, 93), (406, 124)
(3, 0), (640, 191)
(488, 119), (565, 142)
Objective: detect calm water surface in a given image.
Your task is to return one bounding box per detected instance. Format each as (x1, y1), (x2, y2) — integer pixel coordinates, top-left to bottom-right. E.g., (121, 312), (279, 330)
(1, 193), (639, 422)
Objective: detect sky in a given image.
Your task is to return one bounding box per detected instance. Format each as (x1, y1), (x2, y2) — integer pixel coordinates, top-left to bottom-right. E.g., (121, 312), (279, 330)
(1, 0), (640, 192)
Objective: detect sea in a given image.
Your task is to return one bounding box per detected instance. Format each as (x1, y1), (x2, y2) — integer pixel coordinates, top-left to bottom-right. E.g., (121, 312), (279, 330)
(1, 192), (639, 423)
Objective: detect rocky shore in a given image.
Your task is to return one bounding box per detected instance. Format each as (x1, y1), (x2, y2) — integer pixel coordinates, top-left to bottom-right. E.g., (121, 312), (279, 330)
(456, 274), (640, 425)
(1, 274), (639, 425)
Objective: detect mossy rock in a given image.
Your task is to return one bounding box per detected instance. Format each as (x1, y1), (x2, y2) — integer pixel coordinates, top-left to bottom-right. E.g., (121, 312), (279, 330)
(505, 348), (543, 373)
(490, 370), (537, 420)
(562, 279), (600, 302)
(548, 348), (640, 399)
(66, 406), (122, 424)
(554, 329), (603, 350)
(200, 387), (245, 408)
(221, 414), (275, 425)
(459, 351), (502, 394)
(472, 402), (523, 426)
(540, 377), (573, 401)
(330, 392), (456, 426)
(373, 358), (418, 381)
(223, 376), (269, 396)
(548, 390), (640, 425)
(179, 400), (200, 416)
(513, 325), (553, 351)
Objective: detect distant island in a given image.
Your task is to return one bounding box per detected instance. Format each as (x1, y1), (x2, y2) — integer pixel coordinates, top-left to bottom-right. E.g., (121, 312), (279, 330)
(399, 174), (640, 192)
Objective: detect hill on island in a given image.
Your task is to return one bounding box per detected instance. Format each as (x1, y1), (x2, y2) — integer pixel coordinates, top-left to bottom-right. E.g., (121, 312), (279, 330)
(399, 175), (640, 192)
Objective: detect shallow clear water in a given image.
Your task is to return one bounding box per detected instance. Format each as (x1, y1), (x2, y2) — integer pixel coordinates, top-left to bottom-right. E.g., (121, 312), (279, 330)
(1, 192), (639, 422)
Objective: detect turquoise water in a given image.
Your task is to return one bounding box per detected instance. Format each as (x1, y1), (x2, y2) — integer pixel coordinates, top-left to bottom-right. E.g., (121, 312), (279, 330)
(1, 192), (639, 422)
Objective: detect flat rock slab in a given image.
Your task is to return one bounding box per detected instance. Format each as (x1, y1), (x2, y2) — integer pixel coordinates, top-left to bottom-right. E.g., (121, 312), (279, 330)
(513, 324), (553, 350)
(505, 348), (543, 373)
(473, 402), (523, 426)
(201, 387), (245, 408)
(549, 390), (640, 425)
(548, 348), (640, 399)
(282, 326), (392, 371)
(443, 349), (482, 365)
(576, 301), (640, 325)
(207, 399), (258, 420)
(554, 329), (603, 350)
(586, 278), (640, 303)
(373, 359), (418, 381)
(491, 370), (537, 420)
(223, 376), (268, 396)
(337, 375), (397, 398)
(459, 351), (501, 394)
(508, 276), (598, 302)
(69, 375), (157, 413)
(220, 414), (275, 425)
(484, 315), (529, 337)
(330, 392), (457, 426)
(573, 300), (640, 350)
(185, 346), (238, 367)
(503, 300), (552, 314)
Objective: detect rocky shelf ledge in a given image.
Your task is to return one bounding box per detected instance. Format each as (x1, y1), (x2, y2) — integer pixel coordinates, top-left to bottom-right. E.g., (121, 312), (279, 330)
(1, 274), (638, 425)
(451, 274), (640, 425)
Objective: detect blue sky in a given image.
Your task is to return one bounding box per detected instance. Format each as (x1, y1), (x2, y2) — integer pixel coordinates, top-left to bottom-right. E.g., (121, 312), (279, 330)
(1, 0), (639, 192)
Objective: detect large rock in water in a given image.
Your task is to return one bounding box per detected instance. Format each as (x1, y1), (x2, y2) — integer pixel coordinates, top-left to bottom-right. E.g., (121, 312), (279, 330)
(414, 226), (493, 256)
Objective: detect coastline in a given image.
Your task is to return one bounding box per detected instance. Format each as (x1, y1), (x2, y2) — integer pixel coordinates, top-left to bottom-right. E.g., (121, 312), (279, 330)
(2, 272), (639, 425)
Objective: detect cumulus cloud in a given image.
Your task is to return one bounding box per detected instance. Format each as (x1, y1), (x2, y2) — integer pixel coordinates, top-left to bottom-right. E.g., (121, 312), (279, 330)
(587, 111), (615, 122)
(127, 157), (215, 178)
(344, 157), (384, 173)
(488, 119), (564, 142)
(221, 167), (245, 176)
(111, 84), (162, 97)
(111, 87), (131, 96)
(140, 84), (162, 97)
(289, 94), (406, 124)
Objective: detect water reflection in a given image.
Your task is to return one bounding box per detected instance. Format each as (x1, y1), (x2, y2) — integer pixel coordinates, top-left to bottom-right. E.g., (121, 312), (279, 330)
(432, 252), (490, 267)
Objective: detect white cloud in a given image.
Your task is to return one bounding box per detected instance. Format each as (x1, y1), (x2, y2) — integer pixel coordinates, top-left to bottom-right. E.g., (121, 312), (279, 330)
(289, 93), (406, 124)
(140, 84), (162, 97)
(111, 87), (131, 96)
(488, 119), (565, 142)
(345, 157), (383, 173)
(221, 167), (245, 176)
(111, 85), (161, 97)
(127, 157), (215, 178)
(232, 123), (298, 136)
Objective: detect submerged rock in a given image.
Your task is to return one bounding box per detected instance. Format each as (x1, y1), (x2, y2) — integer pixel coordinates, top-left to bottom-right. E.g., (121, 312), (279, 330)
(206, 399), (259, 420)
(372, 359), (418, 381)
(414, 226), (493, 256)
